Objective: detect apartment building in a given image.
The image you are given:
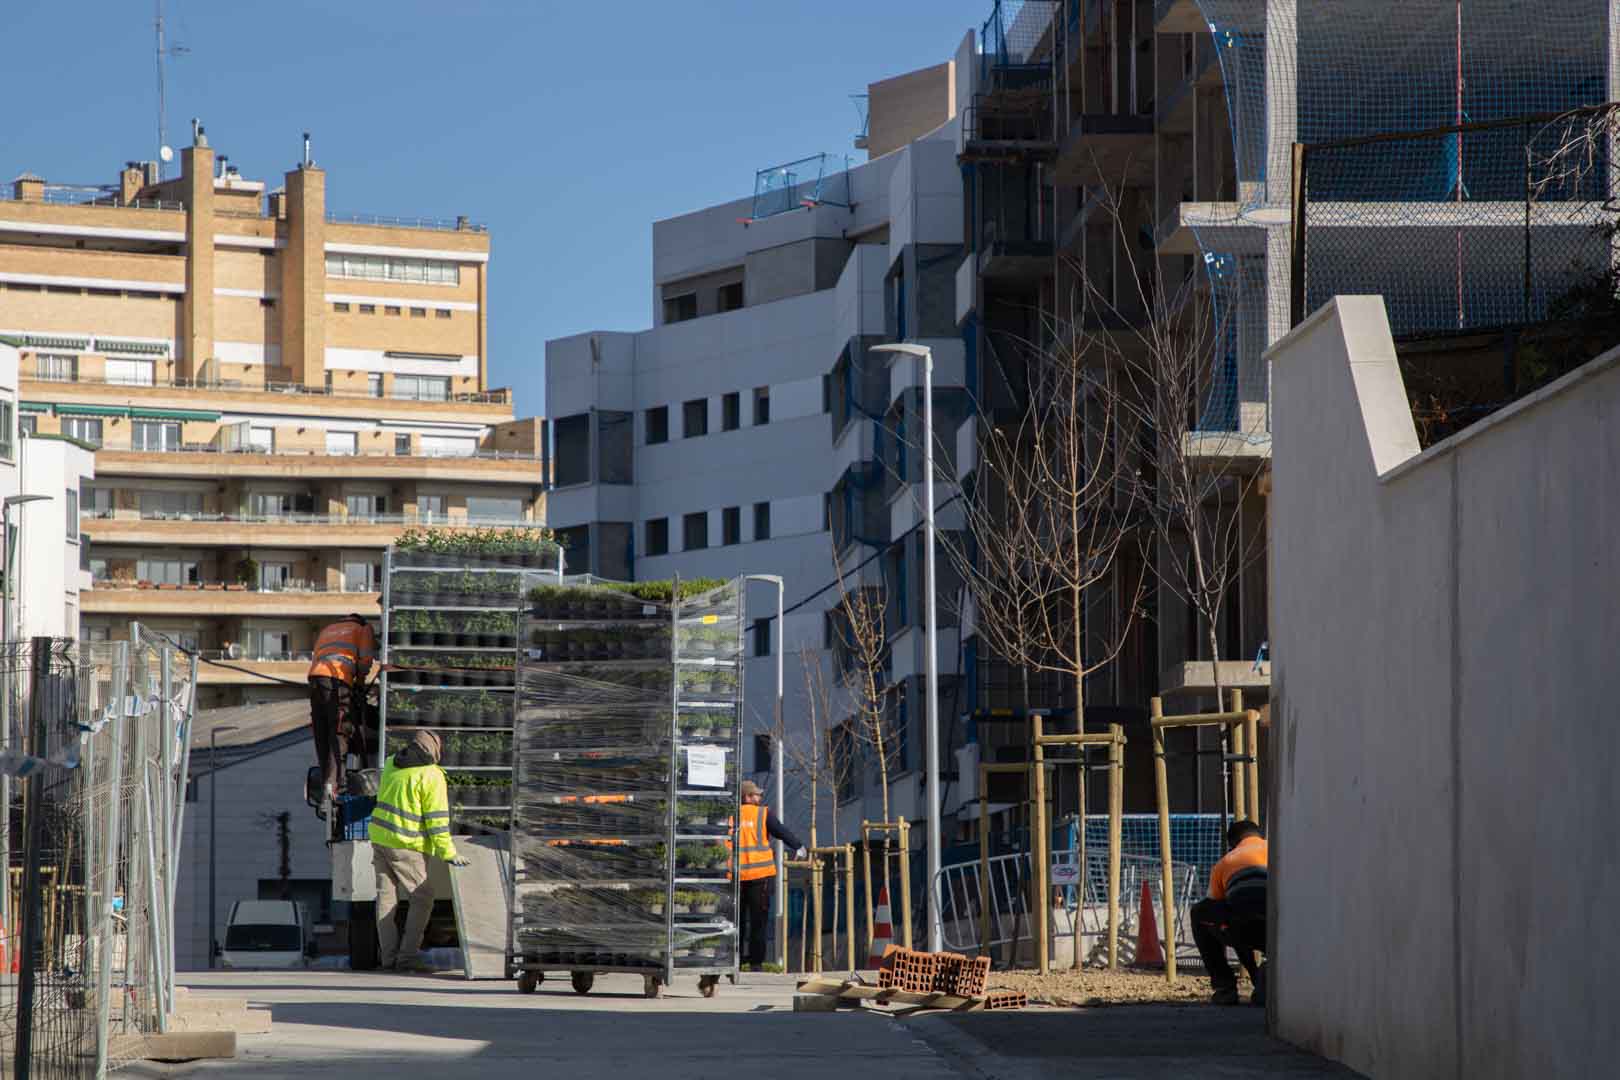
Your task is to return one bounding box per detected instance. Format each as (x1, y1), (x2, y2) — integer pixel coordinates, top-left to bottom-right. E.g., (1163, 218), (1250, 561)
(1, 129), (546, 704)
(0, 340), (93, 640)
(545, 63), (971, 843)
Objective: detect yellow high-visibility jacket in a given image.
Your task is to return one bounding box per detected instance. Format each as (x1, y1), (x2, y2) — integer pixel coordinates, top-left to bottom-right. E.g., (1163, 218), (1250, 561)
(369, 757), (457, 861)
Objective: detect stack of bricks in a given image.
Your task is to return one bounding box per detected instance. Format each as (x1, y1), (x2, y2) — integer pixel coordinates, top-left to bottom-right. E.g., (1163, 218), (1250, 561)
(877, 946), (993, 997)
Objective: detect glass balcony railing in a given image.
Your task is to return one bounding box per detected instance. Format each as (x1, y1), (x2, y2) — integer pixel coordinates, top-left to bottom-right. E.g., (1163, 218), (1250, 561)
(82, 510), (540, 528)
(19, 368), (512, 405)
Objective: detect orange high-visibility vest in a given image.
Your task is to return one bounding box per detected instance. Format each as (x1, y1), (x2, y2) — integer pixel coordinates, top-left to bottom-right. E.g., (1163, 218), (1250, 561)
(308, 620), (378, 684)
(732, 803), (775, 881)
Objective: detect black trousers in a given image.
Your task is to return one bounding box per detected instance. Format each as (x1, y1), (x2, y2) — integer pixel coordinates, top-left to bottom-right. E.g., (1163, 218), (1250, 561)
(1191, 894), (1266, 991)
(309, 676), (353, 796)
(740, 877), (774, 968)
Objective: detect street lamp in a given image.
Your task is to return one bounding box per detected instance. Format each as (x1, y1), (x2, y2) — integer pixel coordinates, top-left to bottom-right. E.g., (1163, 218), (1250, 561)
(0, 493), (52, 932)
(870, 343), (945, 954)
(743, 574), (785, 964)
(208, 724), (239, 968)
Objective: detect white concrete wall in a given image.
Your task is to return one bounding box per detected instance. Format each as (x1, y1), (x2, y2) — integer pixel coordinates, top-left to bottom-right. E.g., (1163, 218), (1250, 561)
(174, 738), (332, 970)
(1268, 295), (1620, 1079)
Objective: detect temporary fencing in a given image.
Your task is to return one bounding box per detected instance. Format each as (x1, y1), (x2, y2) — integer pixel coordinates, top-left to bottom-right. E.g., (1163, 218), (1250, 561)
(0, 631), (196, 1078)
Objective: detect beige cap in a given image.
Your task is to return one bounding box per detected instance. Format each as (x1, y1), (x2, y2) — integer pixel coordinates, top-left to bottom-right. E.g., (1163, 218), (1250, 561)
(740, 780), (763, 798)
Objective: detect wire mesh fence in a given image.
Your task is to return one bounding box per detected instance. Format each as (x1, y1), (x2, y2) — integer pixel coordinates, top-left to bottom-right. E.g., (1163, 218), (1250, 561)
(0, 632), (195, 1078)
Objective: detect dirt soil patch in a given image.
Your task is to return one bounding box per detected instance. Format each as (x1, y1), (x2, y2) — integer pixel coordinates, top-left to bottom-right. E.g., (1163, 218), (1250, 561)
(982, 966), (1254, 1008)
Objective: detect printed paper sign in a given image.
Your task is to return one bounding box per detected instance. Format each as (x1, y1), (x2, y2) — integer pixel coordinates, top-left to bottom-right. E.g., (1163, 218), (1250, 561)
(685, 745), (726, 788)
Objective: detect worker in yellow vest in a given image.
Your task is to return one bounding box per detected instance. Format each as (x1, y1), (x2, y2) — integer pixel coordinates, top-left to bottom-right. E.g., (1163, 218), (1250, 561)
(733, 780), (806, 971)
(307, 614), (380, 819)
(369, 729), (470, 972)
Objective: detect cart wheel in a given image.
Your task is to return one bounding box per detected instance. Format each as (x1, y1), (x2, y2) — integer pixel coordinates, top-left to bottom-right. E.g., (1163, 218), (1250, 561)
(517, 971), (542, 994)
(698, 975), (719, 998)
(570, 971), (595, 995)
(642, 974), (663, 999)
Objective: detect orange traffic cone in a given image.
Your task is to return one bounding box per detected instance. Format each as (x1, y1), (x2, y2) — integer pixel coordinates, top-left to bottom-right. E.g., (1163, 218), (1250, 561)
(1133, 881), (1164, 968)
(868, 886), (894, 967)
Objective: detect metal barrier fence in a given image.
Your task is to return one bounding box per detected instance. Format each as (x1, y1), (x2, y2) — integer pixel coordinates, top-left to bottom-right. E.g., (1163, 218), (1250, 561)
(0, 631), (195, 1078)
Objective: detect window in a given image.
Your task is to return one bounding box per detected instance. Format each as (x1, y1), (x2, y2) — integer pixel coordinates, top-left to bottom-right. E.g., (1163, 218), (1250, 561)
(721, 392), (740, 432)
(359, 304), (376, 314)
(753, 501), (771, 541)
(325, 431), (358, 456)
(0, 401), (12, 460)
(36, 354), (76, 382)
(249, 426), (273, 452)
(466, 495), (524, 522)
(258, 561), (293, 591)
(663, 292), (697, 323)
(752, 618), (770, 657)
(65, 487), (78, 541)
(722, 506), (740, 546)
(682, 511), (708, 551)
(131, 420), (180, 451)
(718, 282), (744, 312)
(324, 252), (460, 285)
(343, 561), (380, 592)
(435, 309), (452, 319)
(394, 374), (450, 401)
(106, 358), (154, 386)
(247, 492), (295, 517)
(324, 371), (335, 392)
(753, 386), (770, 425)
(19, 415), (36, 437)
(754, 733), (773, 773)
(243, 628), (291, 659)
(82, 486), (113, 516)
(345, 494), (387, 519)
(409, 307), (427, 318)
(135, 557), (198, 585)
(83, 622), (110, 641)
(139, 489), (204, 519)
(645, 406), (668, 445)
(61, 417), (102, 447)
(682, 399), (708, 439)
(385, 305), (401, 316)
(823, 492), (832, 530)
(368, 373), (383, 398)
(645, 517), (669, 557)
(395, 433), (412, 455)
(417, 494), (446, 521)
(333, 302), (350, 313)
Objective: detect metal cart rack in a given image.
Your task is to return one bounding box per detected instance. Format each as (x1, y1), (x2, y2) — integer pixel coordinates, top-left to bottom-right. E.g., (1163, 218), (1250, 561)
(508, 574), (744, 998)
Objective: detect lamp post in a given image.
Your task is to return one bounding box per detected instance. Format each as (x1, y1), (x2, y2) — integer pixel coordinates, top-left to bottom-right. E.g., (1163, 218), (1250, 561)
(744, 574), (785, 964)
(1, 493), (52, 932)
(870, 343), (944, 953)
(208, 724), (238, 968)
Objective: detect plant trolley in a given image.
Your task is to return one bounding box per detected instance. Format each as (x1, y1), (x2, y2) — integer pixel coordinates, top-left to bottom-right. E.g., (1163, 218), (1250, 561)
(508, 574), (744, 998)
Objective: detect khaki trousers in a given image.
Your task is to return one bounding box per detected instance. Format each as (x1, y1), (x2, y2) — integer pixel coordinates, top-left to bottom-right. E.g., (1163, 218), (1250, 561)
(373, 844), (434, 968)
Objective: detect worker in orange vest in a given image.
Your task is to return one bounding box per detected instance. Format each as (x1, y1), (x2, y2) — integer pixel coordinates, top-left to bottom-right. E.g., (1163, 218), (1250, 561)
(307, 613), (380, 820)
(733, 780), (806, 971)
(1191, 819), (1269, 1006)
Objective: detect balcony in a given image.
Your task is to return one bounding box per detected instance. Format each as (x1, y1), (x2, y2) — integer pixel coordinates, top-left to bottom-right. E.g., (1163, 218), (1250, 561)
(81, 512), (541, 548)
(19, 368), (512, 414)
(92, 445), (541, 483)
(977, 217), (1054, 282)
(82, 582), (381, 618)
(1053, 114), (1156, 187)
(194, 652), (316, 687)
(325, 211), (487, 234)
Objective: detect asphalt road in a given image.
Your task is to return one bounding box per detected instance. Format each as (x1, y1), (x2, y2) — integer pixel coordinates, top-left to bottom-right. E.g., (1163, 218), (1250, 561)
(154, 970), (1359, 1079)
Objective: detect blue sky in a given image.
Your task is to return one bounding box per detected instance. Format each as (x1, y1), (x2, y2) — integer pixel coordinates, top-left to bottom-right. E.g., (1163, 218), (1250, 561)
(6, 0), (990, 418)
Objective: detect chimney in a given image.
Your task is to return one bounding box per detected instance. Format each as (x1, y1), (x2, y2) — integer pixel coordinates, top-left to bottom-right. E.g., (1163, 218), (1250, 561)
(267, 188), (286, 219)
(302, 131), (312, 169)
(12, 173), (44, 202)
(144, 161), (160, 186)
(120, 162), (145, 205)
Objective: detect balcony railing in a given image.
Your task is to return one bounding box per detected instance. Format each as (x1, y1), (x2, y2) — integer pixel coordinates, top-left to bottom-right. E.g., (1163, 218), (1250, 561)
(83, 510), (540, 528)
(19, 368), (512, 405)
(325, 211), (488, 233)
(0, 185), (184, 212)
(104, 441), (541, 463)
(91, 579), (380, 594)
(199, 650), (315, 664)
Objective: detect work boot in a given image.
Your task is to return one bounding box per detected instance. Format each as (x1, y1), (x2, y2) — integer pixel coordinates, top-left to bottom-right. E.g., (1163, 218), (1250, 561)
(1210, 986), (1240, 1006)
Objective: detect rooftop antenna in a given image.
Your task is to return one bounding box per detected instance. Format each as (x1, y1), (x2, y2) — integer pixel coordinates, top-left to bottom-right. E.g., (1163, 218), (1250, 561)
(155, 0), (190, 180)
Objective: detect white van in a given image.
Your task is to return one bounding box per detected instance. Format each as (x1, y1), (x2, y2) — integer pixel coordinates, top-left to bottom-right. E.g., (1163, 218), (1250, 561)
(220, 900), (312, 969)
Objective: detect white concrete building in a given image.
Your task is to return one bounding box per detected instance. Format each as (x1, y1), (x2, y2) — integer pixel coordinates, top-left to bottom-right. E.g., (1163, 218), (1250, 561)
(545, 54), (972, 844)
(0, 340), (93, 640)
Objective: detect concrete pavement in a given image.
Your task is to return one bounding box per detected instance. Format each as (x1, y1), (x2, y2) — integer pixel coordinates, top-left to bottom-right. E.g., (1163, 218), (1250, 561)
(153, 970), (1359, 1079)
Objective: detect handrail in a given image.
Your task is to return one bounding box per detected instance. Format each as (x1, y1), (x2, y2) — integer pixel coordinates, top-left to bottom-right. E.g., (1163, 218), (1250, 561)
(0, 188), (185, 212)
(325, 210), (487, 233)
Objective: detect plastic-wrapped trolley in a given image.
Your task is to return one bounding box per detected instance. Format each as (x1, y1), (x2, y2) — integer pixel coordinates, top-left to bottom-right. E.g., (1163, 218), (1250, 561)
(508, 575), (744, 998)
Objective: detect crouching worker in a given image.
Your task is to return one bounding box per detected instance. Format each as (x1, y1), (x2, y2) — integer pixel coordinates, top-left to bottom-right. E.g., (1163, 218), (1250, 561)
(369, 730), (470, 972)
(1191, 819), (1268, 1006)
